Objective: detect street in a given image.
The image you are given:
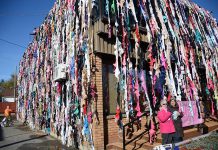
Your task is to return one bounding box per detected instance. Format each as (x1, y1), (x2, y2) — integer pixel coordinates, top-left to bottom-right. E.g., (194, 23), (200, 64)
(0, 120), (74, 150)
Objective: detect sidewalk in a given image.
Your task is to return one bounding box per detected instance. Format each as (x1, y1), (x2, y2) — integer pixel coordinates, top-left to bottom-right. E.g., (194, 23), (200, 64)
(0, 121), (74, 150)
(179, 130), (218, 150)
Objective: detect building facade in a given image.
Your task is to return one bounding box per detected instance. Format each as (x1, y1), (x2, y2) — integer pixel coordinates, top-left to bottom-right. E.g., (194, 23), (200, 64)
(17, 0), (218, 149)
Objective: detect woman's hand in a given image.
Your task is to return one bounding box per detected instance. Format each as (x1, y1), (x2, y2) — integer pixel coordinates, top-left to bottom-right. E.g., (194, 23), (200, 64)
(176, 111), (180, 116)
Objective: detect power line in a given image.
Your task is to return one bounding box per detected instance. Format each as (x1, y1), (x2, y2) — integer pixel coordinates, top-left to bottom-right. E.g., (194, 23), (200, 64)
(0, 38), (26, 49)
(0, 12), (48, 17)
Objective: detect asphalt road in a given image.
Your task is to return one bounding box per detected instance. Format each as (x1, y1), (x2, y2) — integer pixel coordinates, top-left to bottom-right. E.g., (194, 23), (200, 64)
(0, 120), (74, 150)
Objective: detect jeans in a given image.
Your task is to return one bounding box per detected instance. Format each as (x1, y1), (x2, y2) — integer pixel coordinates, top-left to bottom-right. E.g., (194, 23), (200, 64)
(162, 133), (173, 145)
(173, 136), (183, 143)
(6, 116), (12, 126)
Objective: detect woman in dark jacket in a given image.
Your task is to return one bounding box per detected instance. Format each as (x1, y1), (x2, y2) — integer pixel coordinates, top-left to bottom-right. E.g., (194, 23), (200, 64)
(169, 98), (184, 143)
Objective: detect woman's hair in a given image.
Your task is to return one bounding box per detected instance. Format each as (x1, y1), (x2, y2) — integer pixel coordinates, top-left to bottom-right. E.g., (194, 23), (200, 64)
(169, 98), (179, 108)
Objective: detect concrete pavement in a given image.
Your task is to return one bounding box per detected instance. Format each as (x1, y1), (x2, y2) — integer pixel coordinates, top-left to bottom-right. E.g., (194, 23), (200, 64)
(0, 120), (74, 150)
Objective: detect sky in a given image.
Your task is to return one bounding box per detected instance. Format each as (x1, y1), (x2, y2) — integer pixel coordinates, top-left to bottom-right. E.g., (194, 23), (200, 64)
(192, 0), (218, 19)
(0, 0), (217, 81)
(0, 0), (55, 81)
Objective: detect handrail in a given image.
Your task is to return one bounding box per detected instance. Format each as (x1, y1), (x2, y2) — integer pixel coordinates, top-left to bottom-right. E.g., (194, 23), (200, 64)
(122, 112), (149, 150)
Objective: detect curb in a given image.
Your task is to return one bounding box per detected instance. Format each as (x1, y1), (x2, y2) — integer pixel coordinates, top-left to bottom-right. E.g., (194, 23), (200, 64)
(175, 129), (218, 147)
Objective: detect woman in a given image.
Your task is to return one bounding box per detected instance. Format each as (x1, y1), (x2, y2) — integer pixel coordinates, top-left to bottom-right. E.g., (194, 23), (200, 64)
(169, 98), (184, 143)
(157, 98), (175, 144)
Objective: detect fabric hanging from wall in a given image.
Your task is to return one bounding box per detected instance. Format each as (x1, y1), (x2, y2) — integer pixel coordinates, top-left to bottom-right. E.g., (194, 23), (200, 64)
(17, 0), (218, 148)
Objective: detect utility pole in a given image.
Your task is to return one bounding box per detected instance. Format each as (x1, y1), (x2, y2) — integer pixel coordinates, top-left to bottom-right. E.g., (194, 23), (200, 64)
(14, 66), (17, 103)
(14, 66), (17, 118)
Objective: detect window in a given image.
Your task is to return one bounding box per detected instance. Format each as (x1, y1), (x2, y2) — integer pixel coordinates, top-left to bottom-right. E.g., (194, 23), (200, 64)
(102, 56), (126, 115)
(103, 62), (118, 115)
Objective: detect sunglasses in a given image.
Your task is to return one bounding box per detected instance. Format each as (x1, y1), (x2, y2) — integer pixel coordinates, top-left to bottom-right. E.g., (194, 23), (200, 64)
(162, 104), (167, 105)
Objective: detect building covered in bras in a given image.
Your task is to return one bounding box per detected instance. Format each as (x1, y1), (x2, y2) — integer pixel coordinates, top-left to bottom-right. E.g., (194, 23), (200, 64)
(17, 0), (218, 149)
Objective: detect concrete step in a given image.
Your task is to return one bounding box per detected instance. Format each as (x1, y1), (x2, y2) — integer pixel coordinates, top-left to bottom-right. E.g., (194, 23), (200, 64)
(183, 120), (218, 140)
(107, 142), (147, 150)
(107, 120), (218, 150)
(125, 120), (218, 141)
(128, 138), (161, 150)
(120, 129), (162, 148)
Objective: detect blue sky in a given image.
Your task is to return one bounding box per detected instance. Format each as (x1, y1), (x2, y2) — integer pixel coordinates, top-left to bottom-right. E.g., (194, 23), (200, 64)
(0, 0), (55, 81)
(0, 0), (217, 81)
(192, 0), (218, 19)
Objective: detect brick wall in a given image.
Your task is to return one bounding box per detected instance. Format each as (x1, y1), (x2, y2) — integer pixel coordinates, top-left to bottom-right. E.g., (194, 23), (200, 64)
(106, 117), (124, 144)
(106, 116), (148, 145)
(92, 55), (105, 150)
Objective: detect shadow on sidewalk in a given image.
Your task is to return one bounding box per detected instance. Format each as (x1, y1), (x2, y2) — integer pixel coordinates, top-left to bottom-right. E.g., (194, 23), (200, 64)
(4, 132), (34, 139)
(0, 134), (47, 149)
(16, 139), (74, 150)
